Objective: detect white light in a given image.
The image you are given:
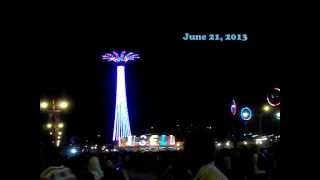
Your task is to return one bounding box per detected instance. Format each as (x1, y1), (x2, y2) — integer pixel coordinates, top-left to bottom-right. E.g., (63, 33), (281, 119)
(58, 123), (64, 128)
(150, 135), (159, 146)
(225, 141), (230, 147)
(40, 101), (49, 109)
(243, 141), (248, 145)
(46, 123), (52, 129)
(56, 140), (61, 147)
(58, 101), (69, 109)
(58, 131), (62, 135)
(217, 143), (222, 147)
(49, 132), (53, 135)
(57, 136), (61, 139)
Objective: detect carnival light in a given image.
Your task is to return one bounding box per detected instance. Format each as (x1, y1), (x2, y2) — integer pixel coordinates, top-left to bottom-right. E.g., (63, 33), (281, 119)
(150, 135), (160, 146)
(276, 112), (280, 120)
(231, 99), (237, 116)
(240, 107), (253, 121)
(102, 51), (140, 141)
(267, 87), (280, 107)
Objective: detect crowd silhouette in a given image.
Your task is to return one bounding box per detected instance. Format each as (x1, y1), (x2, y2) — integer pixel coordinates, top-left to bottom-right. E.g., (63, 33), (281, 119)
(40, 130), (279, 180)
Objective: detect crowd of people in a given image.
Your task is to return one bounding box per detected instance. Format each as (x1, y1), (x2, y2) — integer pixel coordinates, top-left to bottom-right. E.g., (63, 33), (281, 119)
(40, 131), (279, 180)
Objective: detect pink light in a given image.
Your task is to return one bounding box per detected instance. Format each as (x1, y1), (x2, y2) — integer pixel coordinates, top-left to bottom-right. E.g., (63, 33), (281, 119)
(267, 87), (280, 107)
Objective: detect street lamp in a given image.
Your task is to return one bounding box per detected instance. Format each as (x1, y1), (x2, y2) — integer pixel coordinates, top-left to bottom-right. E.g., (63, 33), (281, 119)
(40, 98), (70, 147)
(40, 101), (49, 109)
(46, 123), (53, 129)
(263, 105), (271, 112)
(58, 122), (64, 129)
(58, 100), (69, 109)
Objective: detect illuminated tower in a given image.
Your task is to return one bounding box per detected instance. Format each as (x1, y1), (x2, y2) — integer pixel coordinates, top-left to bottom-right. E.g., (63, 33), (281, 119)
(102, 51), (140, 141)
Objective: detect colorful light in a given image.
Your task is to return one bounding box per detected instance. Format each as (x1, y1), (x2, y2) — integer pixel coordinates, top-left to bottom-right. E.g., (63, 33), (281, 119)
(267, 87), (280, 107)
(102, 51), (140, 63)
(230, 99), (237, 116)
(102, 51), (140, 141)
(240, 107), (253, 121)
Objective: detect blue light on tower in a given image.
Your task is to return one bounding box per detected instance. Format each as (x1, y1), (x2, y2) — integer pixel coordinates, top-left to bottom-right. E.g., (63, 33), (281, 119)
(102, 51), (140, 141)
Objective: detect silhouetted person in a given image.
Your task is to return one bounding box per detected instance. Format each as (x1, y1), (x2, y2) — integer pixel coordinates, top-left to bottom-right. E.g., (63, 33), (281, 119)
(184, 129), (228, 180)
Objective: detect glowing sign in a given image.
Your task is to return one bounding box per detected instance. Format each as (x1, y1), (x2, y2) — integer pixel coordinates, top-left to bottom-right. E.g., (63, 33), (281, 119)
(119, 134), (176, 147)
(240, 107), (253, 121)
(139, 135), (147, 146)
(149, 135), (160, 146)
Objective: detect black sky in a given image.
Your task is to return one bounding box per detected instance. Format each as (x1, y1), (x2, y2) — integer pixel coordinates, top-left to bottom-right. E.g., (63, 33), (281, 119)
(39, 16), (281, 143)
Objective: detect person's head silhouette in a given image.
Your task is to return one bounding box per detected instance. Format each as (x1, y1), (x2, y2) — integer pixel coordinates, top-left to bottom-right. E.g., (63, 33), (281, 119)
(184, 129), (215, 174)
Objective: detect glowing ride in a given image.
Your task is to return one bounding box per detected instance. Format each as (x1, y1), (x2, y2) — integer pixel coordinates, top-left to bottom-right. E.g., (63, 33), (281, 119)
(267, 87), (280, 107)
(240, 107), (253, 121)
(102, 51), (140, 141)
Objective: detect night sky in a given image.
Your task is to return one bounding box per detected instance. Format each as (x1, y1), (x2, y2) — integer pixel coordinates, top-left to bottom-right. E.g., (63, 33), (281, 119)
(39, 19), (280, 143)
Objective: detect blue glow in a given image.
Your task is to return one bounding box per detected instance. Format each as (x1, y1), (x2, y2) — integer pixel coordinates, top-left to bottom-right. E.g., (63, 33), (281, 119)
(112, 66), (132, 141)
(102, 51), (140, 142)
(240, 107), (253, 121)
(70, 148), (77, 154)
(159, 135), (167, 146)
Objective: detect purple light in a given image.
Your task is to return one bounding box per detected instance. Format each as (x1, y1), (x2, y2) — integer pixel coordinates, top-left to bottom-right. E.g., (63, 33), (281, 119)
(102, 51), (140, 63)
(230, 99), (237, 116)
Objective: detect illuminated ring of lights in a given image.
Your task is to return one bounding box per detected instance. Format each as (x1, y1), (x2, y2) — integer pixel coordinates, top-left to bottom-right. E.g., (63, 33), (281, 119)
(240, 107), (253, 121)
(267, 87), (280, 107)
(230, 99), (237, 116)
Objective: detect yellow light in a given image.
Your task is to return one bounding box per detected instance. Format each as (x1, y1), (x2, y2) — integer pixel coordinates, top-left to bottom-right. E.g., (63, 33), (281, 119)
(40, 101), (49, 109)
(57, 136), (61, 139)
(176, 142), (181, 147)
(46, 123), (52, 129)
(58, 131), (62, 135)
(263, 105), (271, 112)
(58, 101), (69, 109)
(58, 123), (64, 128)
